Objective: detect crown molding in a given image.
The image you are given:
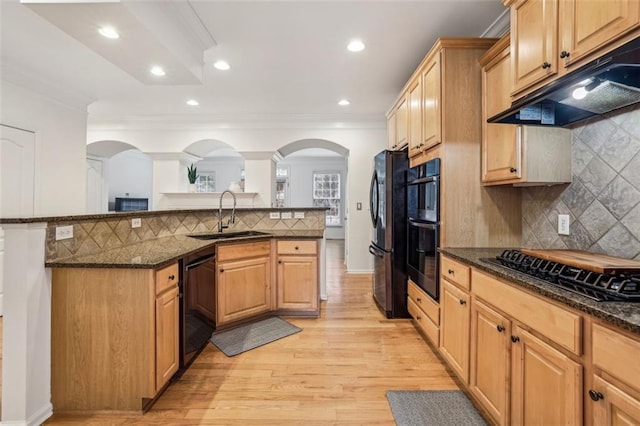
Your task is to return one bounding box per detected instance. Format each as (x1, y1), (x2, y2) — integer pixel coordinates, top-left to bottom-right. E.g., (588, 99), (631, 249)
(481, 8), (510, 38)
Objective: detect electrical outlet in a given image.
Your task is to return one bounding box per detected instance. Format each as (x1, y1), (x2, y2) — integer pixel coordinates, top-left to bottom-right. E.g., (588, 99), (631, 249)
(281, 211), (292, 219)
(558, 214), (570, 235)
(294, 211), (305, 219)
(55, 225), (74, 241)
(269, 212), (280, 219)
(131, 218), (141, 228)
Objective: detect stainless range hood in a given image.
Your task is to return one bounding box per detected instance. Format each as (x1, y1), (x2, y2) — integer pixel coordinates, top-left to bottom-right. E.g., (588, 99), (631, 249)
(488, 37), (640, 127)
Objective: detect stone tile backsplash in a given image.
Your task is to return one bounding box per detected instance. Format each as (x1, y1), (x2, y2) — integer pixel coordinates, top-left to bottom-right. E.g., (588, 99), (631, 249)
(522, 107), (640, 260)
(46, 209), (326, 262)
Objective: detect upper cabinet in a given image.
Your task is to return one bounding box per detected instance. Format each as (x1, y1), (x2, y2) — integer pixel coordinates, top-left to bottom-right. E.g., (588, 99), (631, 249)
(407, 76), (423, 157)
(480, 35), (572, 186)
(421, 52), (442, 153)
(387, 110), (397, 150)
(505, 0), (640, 99)
(387, 96), (408, 151)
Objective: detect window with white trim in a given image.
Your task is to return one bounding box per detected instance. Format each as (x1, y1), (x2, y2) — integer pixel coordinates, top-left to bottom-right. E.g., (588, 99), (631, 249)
(312, 172), (341, 226)
(195, 172), (216, 192)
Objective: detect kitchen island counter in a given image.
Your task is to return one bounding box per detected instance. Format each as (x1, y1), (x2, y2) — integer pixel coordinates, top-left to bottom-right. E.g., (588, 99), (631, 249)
(440, 247), (640, 335)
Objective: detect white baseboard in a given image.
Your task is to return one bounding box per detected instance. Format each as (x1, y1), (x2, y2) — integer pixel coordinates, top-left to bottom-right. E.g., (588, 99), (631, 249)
(320, 293), (328, 301)
(1, 403), (53, 426)
(346, 269), (373, 274)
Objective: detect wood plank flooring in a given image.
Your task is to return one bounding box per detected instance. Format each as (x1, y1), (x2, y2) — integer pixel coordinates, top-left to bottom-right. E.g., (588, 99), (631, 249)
(44, 240), (460, 425)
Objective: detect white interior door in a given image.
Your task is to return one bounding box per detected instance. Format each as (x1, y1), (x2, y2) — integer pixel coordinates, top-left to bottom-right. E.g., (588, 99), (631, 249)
(86, 157), (105, 213)
(0, 124), (36, 316)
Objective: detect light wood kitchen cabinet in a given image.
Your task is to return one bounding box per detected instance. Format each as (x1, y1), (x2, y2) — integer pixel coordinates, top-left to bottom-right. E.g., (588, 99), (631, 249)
(505, 0), (640, 98)
(216, 241), (271, 326)
(395, 95), (408, 149)
(439, 278), (471, 384)
(407, 278), (440, 346)
(421, 51), (441, 153)
(480, 34), (573, 186)
(470, 298), (511, 426)
(407, 76), (423, 157)
(590, 322), (640, 425)
(51, 262), (180, 412)
(387, 110), (397, 150)
(276, 240), (319, 314)
(511, 325), (582, 425)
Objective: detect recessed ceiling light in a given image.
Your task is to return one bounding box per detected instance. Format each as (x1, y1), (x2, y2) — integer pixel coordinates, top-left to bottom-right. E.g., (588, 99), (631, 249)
(347, 39), (365, 52)
(338, 99), (350, 106)
(186, 99), (199, 106)
(98, 26), (120, 39)
(213, 60), (231, 71)
(150, 66), (166, 76)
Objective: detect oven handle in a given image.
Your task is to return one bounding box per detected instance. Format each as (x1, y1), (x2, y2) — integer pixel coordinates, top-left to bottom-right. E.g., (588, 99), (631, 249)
(408, 219), (439, 230)
(408, 175), (439, 185)
(368, 244), (386, 258)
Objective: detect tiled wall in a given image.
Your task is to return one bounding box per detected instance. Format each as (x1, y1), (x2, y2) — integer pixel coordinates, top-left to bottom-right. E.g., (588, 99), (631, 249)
(46, 209), (326, 261)
(522, 107), (640, 260)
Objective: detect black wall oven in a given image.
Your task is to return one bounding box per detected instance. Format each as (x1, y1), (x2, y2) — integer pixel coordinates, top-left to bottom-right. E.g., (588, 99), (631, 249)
(407, 158), (440, 301)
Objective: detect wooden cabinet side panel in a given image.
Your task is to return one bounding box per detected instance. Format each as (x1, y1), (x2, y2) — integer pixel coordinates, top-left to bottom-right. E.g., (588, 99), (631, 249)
(52, 268), (155, 411)
(155, 286), (179, 393)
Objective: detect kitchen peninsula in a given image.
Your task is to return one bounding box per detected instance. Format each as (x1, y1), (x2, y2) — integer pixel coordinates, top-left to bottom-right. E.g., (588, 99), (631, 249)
(1, 207), (327, 416)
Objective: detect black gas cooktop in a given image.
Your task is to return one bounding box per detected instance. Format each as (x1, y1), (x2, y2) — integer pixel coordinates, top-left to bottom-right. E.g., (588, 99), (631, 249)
(482, 249), (640, 302)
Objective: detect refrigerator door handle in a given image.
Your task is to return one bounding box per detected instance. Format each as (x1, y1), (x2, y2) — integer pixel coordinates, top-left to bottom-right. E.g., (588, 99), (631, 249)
(368, 244), (385, 258)
(369, 171), (379, 227)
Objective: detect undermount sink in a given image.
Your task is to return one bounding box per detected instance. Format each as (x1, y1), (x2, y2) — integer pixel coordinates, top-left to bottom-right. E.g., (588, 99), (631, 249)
(187, 230), (270, 240)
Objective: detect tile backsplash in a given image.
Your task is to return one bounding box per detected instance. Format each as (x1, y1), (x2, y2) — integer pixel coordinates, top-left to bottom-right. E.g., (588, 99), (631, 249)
(46, 209), (326, 262)
(522, 107), (640, 260)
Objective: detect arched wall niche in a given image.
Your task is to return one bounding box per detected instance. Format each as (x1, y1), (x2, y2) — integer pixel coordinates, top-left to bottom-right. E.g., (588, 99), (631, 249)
(184, 138), (245, 192)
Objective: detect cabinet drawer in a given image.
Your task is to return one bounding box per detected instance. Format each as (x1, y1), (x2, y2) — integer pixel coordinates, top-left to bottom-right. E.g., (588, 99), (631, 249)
(441, 256), (470, 290)
(472, 269), (582, 355)
(155, 263), (179, 295)
(592, 323), (640, 391)
(408, 279), (440, 326)
(218, 241), (270, 262)
(277, 240), (317, 255)
(408, 297), (439, 346)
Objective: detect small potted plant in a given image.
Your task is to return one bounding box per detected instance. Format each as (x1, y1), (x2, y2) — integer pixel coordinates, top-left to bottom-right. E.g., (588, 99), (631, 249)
(187, 164), (198, 192)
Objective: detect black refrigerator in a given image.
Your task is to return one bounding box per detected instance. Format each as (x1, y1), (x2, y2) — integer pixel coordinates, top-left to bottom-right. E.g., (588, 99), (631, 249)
(368, 149), (409, 318)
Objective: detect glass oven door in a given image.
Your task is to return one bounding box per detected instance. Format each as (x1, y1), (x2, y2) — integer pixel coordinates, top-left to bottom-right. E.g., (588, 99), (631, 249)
(407, 219), (439, 301)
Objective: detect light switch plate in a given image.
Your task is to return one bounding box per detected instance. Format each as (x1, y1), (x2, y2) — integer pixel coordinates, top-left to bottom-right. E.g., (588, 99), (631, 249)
(356, 202), (362, 210)
(269, 212), (280, 219)
(294, 211), (305, 219)
(55, 225), (74, 241)
(131, 218), (141, 228)
(558, 214), (570, 235)
(281, 212), (292, 219)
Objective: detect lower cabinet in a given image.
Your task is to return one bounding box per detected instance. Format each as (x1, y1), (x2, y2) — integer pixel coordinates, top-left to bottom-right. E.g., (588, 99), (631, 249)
(511, 325), (582, 426)
(276, 240), (318, 313)
(155, 285), (179, 392)
(216, 241), (271, 326)
(407, 279), (440, 346)
(470, 298), (511, 426)
(591, 375), (640, 425)
(439, 278), (471, 383)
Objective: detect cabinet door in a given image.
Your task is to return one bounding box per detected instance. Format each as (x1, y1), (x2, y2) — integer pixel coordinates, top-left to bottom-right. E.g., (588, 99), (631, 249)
(395, 96), (408, 148)
(277, 255), (318, 311)
(439, 279), (470, 383)
(482, 44), (521, 184)
(511, 0), (559, 96)
(155, 286), (179, 393)
(560, 0), (640, 68)
(407, 77), (423, 158)
(511, 325), (582, 425)
(422, 52), (441, 150)
(187, 256), (216, 322)
(470, 299), (511, 426)
(387, 111), (397, 150)
(217, 256), (271, 325)
(591, 375), (640, 426)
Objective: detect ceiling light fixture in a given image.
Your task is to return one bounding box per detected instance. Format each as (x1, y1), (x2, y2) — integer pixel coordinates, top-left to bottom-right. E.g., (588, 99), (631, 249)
(186, 99), (199, 106)
(150, 66), (166, 76)
(213, 60), (231, 71)
(338, 99), (350, 106)
(98, 26), (120, 39)
(347, 39), (365, 52)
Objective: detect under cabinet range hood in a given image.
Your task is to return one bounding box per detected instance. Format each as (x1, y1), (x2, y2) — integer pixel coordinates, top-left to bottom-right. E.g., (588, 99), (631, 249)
(489, 37), (640, 127)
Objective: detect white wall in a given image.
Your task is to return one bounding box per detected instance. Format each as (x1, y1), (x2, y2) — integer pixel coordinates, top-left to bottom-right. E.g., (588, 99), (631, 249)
(279, 156), (347, 239)
(88, 124), (385, 272)
(107, 149), (153, 210)
(0, 81), (88, 216)
(196, 157), (244, 192)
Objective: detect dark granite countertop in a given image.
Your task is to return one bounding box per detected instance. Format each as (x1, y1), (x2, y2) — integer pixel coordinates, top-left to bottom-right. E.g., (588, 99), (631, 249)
(439, 247), (640, 335)
(46, 230), (324, 269)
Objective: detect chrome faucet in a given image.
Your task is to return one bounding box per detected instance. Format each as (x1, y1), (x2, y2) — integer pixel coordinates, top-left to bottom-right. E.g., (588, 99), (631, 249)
(218, 190), (237, 233)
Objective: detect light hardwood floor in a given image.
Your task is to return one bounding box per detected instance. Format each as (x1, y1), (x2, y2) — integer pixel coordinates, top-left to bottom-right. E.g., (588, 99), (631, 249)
(44, 240), (460, 425)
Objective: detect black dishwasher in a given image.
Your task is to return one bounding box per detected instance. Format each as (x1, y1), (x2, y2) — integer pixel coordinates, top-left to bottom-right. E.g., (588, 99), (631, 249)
(181, 246), (217, 368)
